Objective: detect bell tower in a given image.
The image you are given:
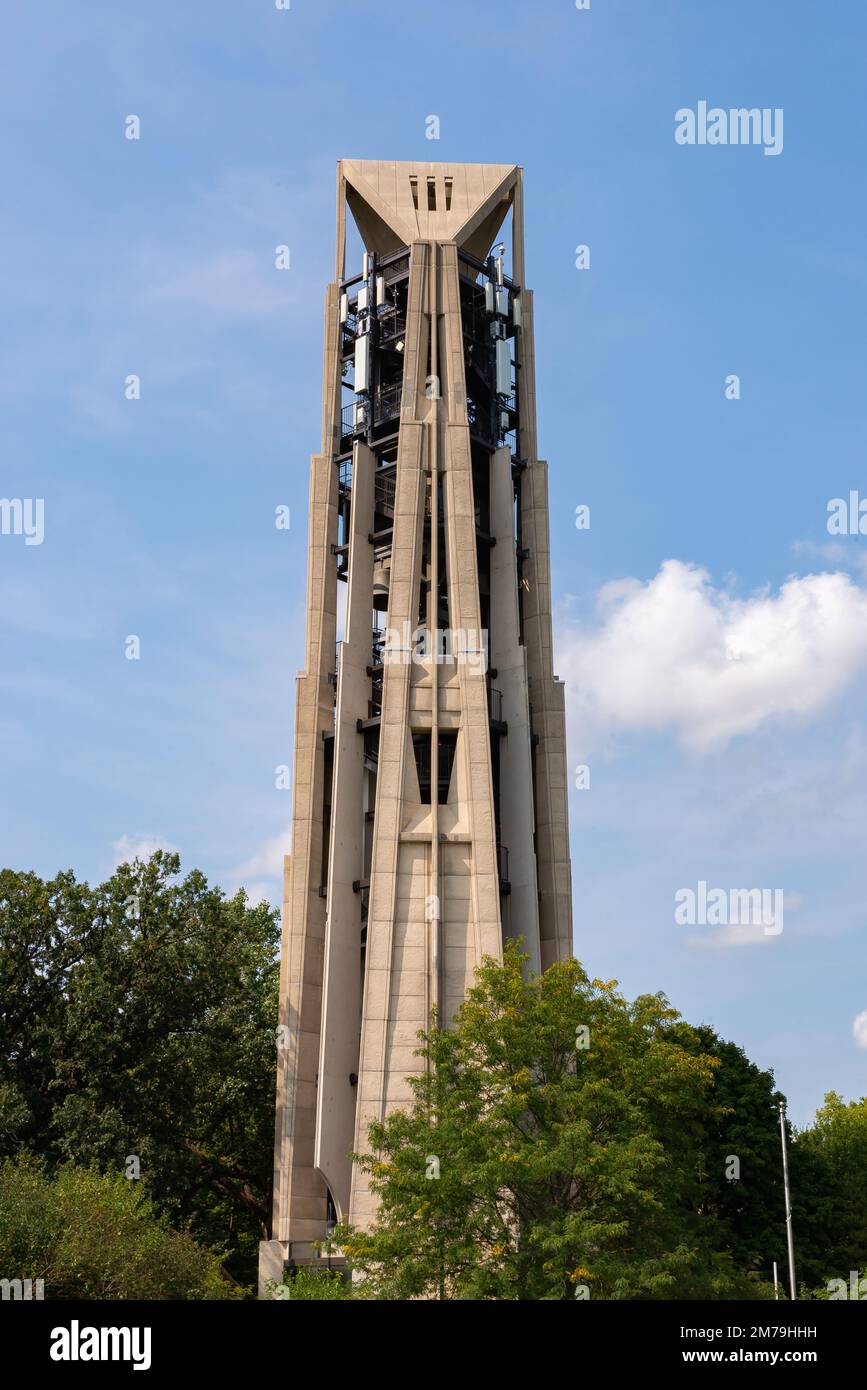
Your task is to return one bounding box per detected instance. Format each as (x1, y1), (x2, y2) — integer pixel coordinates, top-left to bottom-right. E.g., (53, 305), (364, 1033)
(259, 161), (572, 1291)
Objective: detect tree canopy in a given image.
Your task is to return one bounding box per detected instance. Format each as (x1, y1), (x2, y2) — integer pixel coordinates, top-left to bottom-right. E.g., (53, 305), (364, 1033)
(794, 1091), (867, 1290)
(331, 945), (776, 1300)
(2, 855), (861, 1299)
(0, 852), (279, 1285)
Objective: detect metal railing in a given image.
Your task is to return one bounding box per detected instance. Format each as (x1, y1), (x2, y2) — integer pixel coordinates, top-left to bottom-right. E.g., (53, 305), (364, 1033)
(341, 313), (359, 354)
(340, 400), (363, 439)
(461, 302), (494, 350)
(378, 310), (406, 346)
(381, 251), (410, 281)
(458, 249), (517, 290)
(375, 471), (396, 514)
(371, 621), (388, 666)
(376, 379), (403, 422)
(339, 247), (410, 294)
(340, 381), (404, 442)
(498, 396), (518, 445)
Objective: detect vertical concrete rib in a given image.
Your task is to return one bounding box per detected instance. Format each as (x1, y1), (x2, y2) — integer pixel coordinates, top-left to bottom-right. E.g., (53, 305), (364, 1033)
(315, 441), (375, 1219)
(271, 279), (342, 1249)
(514, 282), (573, 968)
(349, 246), (430, 1229)
(489, 444), (541, 973)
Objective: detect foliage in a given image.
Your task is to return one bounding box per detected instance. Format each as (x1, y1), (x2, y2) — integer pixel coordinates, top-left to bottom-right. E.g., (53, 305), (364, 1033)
(0, 1155), (243, 1299)
(0, 853), (279, 1285)
(3, 854), (861, 1301)
(266, 1267), (351, 1301)
(666, 1023), (788, 1279)
(794, 1092), (867, 1289)
(331, 944), (773, 1300)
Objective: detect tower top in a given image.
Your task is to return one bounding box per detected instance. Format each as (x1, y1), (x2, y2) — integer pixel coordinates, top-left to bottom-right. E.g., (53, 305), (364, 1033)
(338, 159), (520, 259)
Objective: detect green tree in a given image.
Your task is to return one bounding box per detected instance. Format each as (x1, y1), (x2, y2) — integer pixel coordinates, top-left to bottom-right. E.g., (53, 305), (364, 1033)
(667, 1023), (788, 1280)
(332, 945), (772, 1300)
(795, 1091), (867, 1289)
(0, 1155), (242, 1299)
(0, 853), (279, 1284)
(0, 868), (85, 1157)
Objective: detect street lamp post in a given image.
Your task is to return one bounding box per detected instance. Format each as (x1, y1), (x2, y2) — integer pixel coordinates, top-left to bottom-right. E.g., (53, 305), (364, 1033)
(779, 1100), (797, 1300)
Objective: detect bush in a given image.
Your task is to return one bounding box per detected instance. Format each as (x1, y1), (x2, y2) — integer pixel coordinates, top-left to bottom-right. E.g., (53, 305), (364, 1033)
(267, 1267), (351, 1300)
(0, 1156), (244, 1299)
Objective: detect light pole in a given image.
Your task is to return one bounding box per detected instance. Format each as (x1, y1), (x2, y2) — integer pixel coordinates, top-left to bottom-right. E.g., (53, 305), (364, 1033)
(779, 1101), (797, 1300)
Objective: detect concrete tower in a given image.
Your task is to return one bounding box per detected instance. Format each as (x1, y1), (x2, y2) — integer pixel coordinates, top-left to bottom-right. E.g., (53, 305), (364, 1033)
(260, 161), (572, 1291)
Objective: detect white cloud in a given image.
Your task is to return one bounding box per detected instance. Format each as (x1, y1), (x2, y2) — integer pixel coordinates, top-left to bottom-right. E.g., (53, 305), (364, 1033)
(557, 561), (867, 752)
(227, 828), (291, 886)
(853, 1010), (867, 1049)
(683, 923), (779, 950)
(241, 880), (281, 909)
(112, 833), (178, 867)
(792, 538), (867, 579)
(220, 829), (290, 912)
(682, 894), (799, 950)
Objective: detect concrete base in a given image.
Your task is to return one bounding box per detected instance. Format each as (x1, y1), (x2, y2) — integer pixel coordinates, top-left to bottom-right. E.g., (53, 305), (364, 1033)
(258, 1240), (289, 1298)
(257, 1240), (349, 1298)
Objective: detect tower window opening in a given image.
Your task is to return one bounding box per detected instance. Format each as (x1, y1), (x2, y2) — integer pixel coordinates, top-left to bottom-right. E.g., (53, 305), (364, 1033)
(413, 732), (432, 804)
(412, 731), (457, 804)
(444, 178), (453, 210)
(427, 178), (437, 211)
(437, 732), (457, 804)
(409, 176), (419, 210)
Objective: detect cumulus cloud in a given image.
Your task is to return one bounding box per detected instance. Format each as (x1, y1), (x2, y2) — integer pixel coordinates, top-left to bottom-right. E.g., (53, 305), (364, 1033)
(221, 830), (291, 910)
(853, 1011), (867, 1049)
(792, 538), (867, 579)
(557, 561), (867, 752)
(240, 881), (281, 908)
(227, 828), (291, 885)
(112, 834), (178, 867)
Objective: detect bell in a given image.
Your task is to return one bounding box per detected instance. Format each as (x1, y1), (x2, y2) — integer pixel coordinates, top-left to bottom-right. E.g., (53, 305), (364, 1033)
(369, 561), (389, 594)
(372, 558), (391, 597)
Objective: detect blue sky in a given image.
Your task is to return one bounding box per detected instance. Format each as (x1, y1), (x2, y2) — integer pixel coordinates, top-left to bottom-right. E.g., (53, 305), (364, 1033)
(2, 0), (866, 1126)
